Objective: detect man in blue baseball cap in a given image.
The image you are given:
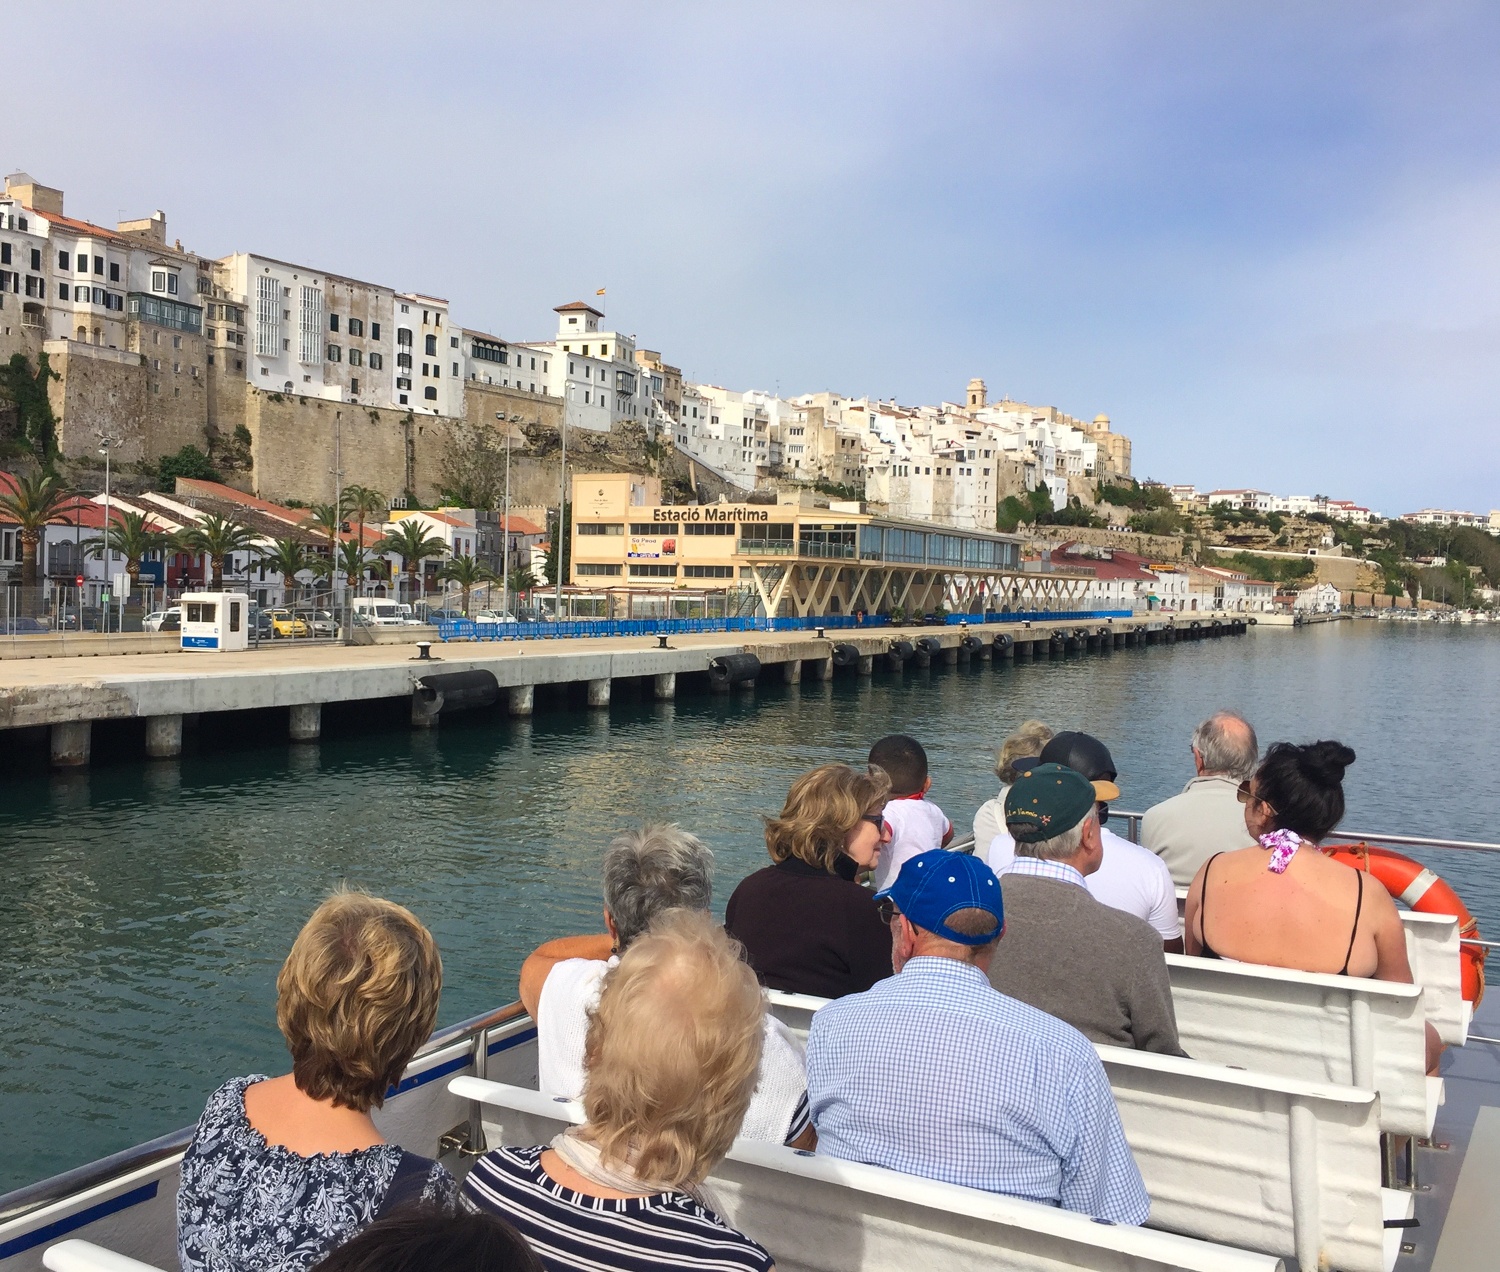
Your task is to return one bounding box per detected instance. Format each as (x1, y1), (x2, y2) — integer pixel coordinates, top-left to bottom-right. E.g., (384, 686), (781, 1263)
(804, 848), (1149, 1225)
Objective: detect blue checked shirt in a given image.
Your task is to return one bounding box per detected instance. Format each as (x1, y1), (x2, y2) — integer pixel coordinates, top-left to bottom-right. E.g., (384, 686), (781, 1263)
(805, 956), (1150, 1224)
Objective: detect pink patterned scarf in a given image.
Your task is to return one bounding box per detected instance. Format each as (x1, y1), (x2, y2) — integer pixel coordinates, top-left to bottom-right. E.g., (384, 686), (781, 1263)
(1258, 828), (1303, 873)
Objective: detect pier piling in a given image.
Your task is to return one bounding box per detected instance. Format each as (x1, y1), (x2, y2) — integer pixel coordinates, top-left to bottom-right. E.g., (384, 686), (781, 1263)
(50, 720), (91, 769)
(289, 703), (321, 742)
(653, 672), (676, 701)
(782, 660), (802, 685)
(145, 714), (183, 759)
(508, 684), (534, 716)
(587, 678), (612, 709)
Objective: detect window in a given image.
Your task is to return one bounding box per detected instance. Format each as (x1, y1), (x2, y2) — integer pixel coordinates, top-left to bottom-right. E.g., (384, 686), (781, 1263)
(172, 334), (182, 349)
(582, 345), (589, 356)
(348, 318), (363, 337)
(397, 376), (411, 389)
(370, 321), (380, 340)
(30, 248), (41, 271)
(350, 377), (359, 394)
(397, 327), (412, 346)
(575, 562), (622, 576)
(449, 335), (458, 348)
(167, 273), (178, 295)
(0, 244), (8, 264)
(396, 351), (412, 369)
(399, 392), (408, 403)
(327, 344), (341, 362)
(577, 523), (624, 535)
(421, 362), (428, 375)
(451, 361), (458, 375)
(58, 251), (69, 270)
(682, 522), (735, 535)
(299, 286), (324, 364)
(256, 275), (280, 356)
(94, 255), (104, 275)
(424, 386), (437, 400)
(348, 348), (362, 367)
(58, 283), (69, 300)
(369, 351), (383, 370)
(424, 333), (436, 355)
(628, 563), (678, 578)
(684, 565), (734, 578)
(329, 313), (340, 332)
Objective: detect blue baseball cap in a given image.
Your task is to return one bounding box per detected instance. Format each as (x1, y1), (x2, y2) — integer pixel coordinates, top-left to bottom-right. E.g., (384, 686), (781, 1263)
(874, 849), (1004, 946)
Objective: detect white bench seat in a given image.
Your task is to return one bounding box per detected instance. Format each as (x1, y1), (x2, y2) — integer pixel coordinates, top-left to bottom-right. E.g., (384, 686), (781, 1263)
(1164, 954), (1439, 1137)
(450, 1077), (1285, 1272)
(763, 995), (1404, 1272)
(42, 1242), (166, 1272)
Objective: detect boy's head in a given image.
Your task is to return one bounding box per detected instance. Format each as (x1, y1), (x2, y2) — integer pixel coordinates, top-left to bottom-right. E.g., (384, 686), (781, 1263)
(868, 734), (930, 798)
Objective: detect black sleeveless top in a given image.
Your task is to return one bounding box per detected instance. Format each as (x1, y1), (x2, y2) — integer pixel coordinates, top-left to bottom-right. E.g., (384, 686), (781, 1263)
(1198, 852), (1365, 975)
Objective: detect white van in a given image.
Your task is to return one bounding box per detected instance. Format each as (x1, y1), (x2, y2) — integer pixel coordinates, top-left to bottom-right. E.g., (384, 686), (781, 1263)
(351, 598), (405, 626)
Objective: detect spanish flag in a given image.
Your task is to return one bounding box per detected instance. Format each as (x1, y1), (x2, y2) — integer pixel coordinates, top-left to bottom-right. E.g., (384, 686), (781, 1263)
(596, 288), (606, 296)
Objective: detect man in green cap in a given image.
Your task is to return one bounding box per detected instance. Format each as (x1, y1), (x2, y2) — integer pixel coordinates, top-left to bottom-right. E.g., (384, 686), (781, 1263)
(986, 764), (1183, 1055)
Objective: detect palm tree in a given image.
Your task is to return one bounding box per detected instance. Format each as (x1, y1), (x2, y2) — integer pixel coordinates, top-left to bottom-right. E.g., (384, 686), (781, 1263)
(335, 539), (369, 597)
(375, 519), (448, 604)
(0, 471), (70, 613)
(88, 510), (172, 593)
(181, 514), (258, 589)
(260, 537), (313, 607)
(437, 554), (495, 616)
(306, 500), (346, 596)
(507, 565), (537, 604)
(341, 485), (386, 560)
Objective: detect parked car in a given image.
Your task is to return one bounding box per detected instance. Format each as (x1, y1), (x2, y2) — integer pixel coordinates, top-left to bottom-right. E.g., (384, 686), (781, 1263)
(158, 611), (181, 632)
(249, 607), (275, 639)
(293, 608), (339, 637)
(263, 608), (310, 637)
(4, 616), (51, 634)
(423, 608), (466, 625)
(474, 609), (518, 625)
(143, 607), (182, 633)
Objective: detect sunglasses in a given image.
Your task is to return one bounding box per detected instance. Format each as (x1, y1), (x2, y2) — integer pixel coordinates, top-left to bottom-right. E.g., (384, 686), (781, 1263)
(1237, 780), (1277, 817)
(860, 812), (888, 833)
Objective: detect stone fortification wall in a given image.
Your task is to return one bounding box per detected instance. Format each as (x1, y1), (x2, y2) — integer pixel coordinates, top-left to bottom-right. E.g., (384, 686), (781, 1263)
(45, 340), (152, 464)
(1028, 525), (1183, 561)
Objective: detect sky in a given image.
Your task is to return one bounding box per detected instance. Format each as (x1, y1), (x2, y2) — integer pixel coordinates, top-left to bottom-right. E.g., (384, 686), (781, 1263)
(7, 2), (1499, 514)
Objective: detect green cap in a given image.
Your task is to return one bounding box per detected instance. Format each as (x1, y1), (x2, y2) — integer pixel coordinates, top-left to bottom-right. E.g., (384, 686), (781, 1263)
(1004, 763), (1098, 843)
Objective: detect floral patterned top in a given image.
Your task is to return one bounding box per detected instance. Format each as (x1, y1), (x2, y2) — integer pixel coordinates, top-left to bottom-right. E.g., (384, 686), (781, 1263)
(177, 1075), (458, 1272)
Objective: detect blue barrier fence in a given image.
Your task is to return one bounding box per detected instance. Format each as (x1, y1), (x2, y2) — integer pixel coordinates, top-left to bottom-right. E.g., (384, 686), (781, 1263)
(434, 610), (1137, 643)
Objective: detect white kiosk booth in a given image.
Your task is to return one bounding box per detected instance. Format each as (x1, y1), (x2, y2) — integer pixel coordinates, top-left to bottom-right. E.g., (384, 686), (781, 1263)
(179, 592), (250, 652)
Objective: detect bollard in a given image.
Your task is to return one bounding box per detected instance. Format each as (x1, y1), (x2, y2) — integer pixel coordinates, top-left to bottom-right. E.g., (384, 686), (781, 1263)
(145, 714), (183, 759)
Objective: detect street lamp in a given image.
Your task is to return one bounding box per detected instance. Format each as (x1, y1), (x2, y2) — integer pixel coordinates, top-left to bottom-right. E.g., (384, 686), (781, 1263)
(97, 428), (123, 632)
(555, 392), (569, 622)
(498, 411), (511, 620)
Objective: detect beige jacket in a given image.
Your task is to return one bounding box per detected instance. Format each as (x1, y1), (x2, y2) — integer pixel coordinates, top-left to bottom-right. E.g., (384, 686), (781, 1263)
(1140, 774), (1255, 886)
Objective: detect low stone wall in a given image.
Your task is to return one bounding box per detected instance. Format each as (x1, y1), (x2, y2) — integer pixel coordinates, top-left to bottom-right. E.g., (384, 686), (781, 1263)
(0, 631), (181, 660)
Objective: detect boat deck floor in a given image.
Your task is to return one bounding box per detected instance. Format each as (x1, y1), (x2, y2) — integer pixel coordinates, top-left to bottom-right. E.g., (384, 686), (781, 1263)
(1413, 991), (1500, 1272)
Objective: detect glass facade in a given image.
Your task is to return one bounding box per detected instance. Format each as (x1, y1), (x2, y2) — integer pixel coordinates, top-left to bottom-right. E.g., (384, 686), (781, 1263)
(128, 293), (202, 333)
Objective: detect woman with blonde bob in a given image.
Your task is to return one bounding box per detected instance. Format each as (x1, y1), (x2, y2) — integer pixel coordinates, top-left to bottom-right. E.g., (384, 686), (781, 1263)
(463, 910), (776, 1272)
(178, 890), (457, 1272)
(724, 763), (893, 997)
(972, 719), (1054, 853)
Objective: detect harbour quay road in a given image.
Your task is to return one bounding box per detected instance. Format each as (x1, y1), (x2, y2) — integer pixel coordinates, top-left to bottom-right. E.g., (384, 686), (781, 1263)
(0, 615), (1247, 767)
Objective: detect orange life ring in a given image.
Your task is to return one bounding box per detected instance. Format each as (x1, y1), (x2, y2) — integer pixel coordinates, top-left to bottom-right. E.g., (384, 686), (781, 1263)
(1322, 843), (1486, 1005)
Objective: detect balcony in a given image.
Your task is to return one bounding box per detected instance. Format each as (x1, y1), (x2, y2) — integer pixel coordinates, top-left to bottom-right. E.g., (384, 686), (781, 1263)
(798, 542), (856, 560)
(737, 540), (795, 556)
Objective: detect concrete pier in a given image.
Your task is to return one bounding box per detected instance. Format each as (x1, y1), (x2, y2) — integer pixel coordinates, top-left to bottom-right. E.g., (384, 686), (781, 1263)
(289, 702), (321, 742)
(50, 720), (91, 768)
(0, 615), (1247, 761)
(411, 690), (441, 730)
(145, 714), (183, 759)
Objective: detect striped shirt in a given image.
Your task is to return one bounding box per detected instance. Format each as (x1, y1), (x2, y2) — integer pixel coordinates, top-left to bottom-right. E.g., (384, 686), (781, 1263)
(806, 956), (1150, 1224)
(462, 1145), (774, 1272)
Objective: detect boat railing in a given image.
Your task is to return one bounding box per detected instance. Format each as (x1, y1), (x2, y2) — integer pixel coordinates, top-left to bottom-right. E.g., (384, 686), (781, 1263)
(0, 1001), (529, 1228)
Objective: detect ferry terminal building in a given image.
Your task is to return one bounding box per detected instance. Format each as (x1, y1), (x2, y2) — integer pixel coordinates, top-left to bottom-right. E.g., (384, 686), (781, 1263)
(567, 474), (1092, 619)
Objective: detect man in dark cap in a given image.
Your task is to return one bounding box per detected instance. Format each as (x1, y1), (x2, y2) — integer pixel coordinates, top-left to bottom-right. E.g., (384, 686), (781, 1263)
(987, 764), (1184, 1054)
(982, 731), (1181, 950)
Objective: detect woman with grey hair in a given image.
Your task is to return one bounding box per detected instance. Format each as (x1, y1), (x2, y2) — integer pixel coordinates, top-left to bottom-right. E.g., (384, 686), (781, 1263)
(518, 824), (813, 1149)
(971, 719), (1054, 855)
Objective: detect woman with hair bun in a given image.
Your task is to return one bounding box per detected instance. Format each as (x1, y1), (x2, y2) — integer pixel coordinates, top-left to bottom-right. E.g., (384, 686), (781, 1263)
(1184, 741), (1413, 982)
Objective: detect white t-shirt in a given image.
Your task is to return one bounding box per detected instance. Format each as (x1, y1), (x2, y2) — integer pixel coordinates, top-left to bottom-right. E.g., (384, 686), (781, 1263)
(536, 955), (811, 1144)
(873, 797), (953, 892)
(986, 825), (1181, 942)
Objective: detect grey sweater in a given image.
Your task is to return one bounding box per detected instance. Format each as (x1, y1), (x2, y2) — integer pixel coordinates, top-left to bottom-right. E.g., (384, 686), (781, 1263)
(987, 874), (1185, 1055)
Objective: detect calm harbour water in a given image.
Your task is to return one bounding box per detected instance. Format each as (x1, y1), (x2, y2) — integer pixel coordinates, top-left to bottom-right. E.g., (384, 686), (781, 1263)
(2, 621), (1499, 1192)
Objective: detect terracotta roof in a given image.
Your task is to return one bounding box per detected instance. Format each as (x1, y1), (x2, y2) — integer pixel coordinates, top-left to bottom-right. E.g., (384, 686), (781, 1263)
(172, 477), (309, 526)
(394, 509), (466, 528)
(500, 515), (543, 535)
(34, 210), (133, 245)
(554, 301), (604, 317)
